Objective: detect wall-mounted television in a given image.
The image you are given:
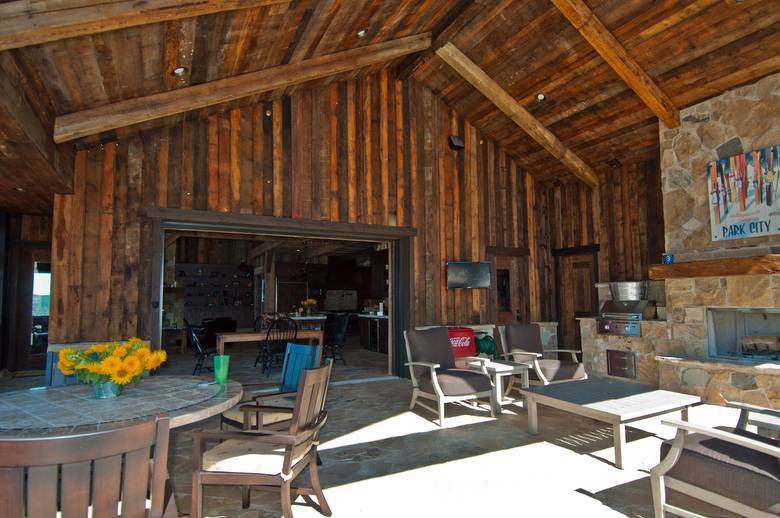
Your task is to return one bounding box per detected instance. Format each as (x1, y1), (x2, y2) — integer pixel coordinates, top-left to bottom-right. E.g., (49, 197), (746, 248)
(446, 261), (491, 289)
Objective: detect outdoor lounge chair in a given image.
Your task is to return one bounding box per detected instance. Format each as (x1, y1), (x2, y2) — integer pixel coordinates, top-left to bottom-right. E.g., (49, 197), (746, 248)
(650, 402), (780, 517)
(191, 362), (333, 518)
(497, 323), (587, 386)
(404, 327), (495, 426)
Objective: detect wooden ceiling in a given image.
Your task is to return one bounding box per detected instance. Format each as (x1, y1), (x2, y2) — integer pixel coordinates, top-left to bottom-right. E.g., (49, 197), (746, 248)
(1, 0), (779, 213)
(412, 0), (780, 179)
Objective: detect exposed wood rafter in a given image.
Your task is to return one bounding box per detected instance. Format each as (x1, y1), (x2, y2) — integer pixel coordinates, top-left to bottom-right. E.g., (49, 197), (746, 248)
(304, 242), (349, 259)
(249, 241), (281, 259)
(550, 0), (680, 128)
(0, 53), (71, 192)
(54, 33), (431, 143)
(435, 43), (599, 187)
(0, 0), (289, 51)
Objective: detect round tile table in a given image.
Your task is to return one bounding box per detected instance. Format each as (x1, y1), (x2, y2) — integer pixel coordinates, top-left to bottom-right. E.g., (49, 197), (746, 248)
(0, 375), (243, 437)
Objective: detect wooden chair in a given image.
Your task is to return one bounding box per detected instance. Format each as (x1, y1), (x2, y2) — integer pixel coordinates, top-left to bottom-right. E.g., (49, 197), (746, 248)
(191, 362), (333, 518)
(0, 417), (170, 517)
(404, 327), (495, 426)
(186, 319), (216, 376)
(323, 314), (349, 366)
(255, 316), (298, 375)
(650, 402), (780, 517)
(497, 323), (587, 387)
(221, 342), (323, 430)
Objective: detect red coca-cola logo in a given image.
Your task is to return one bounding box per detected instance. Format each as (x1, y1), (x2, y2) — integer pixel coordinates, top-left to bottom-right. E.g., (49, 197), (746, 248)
(449, 337), (472, 348)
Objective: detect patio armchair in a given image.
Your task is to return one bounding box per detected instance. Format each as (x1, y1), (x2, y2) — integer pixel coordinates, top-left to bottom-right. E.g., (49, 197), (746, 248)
(191, 362), (333, 518)
(404, 327), (495, 426)
(650, 402), (780, 517)
(221, 342), (323, 431)
(497, 323), (587, 387)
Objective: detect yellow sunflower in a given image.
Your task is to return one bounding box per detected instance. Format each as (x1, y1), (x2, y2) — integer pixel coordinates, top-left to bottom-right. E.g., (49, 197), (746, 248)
(101, 355), (122, 374)
(86, 362), (104, 375)
(145, 350), (167, 370)
(134, 347), (150, 366)
(88, 344), (106, 354)
(112, 345), (128, 358)
(57, 360), (74, 376)
(109, 365), (134, 385)
(122, 355), (142, 377)
(127, 337), (145, 349)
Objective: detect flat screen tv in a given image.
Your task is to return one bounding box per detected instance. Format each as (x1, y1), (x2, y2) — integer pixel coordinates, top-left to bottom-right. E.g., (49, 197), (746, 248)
(446, 261), (491, 289)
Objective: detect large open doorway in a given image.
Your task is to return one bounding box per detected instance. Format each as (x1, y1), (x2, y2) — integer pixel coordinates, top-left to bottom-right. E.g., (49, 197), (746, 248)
(146, 209), (414, 378)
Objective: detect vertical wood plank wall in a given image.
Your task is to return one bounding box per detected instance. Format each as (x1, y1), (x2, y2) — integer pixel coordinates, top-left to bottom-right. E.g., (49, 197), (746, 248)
(49, 73), (529, 343)
(532, 158), (663, 322)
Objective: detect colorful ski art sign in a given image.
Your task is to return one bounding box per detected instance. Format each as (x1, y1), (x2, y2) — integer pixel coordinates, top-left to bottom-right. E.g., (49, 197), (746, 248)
(708, 144), (780, 241)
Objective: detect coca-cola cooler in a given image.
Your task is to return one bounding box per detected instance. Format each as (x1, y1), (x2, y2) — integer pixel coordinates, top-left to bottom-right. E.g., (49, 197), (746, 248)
(447, 327), (476, 358)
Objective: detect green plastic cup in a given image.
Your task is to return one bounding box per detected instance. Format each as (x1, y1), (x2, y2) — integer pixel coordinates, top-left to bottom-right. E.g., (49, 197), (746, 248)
(214, 355), (230, 384)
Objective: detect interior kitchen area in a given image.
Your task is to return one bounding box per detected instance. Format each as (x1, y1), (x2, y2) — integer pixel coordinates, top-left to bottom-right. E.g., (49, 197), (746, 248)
(160, 231), (391, 375)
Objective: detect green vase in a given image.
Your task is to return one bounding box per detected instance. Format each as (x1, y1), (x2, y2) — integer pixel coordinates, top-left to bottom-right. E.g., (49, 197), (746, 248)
(93, 381), (122, 399)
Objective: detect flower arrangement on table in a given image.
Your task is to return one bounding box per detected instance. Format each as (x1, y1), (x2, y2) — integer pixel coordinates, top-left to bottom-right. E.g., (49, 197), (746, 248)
(56, 338), (167, 398)
(298, 298), (317, 315)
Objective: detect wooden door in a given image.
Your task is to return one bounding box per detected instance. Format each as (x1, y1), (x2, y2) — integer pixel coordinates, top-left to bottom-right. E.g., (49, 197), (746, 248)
(554, 251), (598, 352)
(7, 246), (51, 371)
(493, 256), (525, 325)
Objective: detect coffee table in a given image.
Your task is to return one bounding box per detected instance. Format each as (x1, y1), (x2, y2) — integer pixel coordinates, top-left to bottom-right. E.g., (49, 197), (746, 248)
(467, 359), (529, 415)
(520, 378), (701, 469)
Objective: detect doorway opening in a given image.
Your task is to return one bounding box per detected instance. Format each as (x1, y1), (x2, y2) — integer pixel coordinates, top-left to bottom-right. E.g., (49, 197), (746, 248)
(146, 209), (414, 379)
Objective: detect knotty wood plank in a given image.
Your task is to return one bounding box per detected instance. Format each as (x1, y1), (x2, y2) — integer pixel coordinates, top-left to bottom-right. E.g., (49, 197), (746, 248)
(54, 33), (432, 142)
(550, 0), (680, 128)
(435, 43), (598, 187)
(0, 0), (289, 51)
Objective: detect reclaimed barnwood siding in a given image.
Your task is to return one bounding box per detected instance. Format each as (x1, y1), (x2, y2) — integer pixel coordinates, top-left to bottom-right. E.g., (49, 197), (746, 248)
(49, 73), (529, 343)
(532, 158), (663, 322)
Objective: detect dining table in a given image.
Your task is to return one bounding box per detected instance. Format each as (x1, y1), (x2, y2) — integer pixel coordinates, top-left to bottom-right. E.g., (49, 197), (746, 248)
(215, 328), (324, 355)
(0, 375), (243, 516)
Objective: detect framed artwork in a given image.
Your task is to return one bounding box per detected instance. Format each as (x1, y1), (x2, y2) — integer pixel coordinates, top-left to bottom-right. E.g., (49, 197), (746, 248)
(708, 144), (780, 241)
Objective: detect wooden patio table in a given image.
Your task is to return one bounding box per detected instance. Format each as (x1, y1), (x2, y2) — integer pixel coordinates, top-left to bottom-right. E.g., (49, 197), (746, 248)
(520, 378), (701, 469)
(467, 359), (530, 415)
(215, 329), (324, 355)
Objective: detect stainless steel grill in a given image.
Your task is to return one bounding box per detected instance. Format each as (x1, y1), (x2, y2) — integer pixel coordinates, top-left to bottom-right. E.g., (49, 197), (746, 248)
(597, 283), (657, 337)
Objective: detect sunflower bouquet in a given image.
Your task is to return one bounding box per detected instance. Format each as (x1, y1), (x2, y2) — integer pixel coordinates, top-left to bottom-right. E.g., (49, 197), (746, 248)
(57, 338), (166, 394)
(299, 298), (317, 314)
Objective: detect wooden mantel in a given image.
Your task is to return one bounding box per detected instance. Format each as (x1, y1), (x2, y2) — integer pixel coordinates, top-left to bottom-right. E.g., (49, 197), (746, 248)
(649, 255), (780, 280)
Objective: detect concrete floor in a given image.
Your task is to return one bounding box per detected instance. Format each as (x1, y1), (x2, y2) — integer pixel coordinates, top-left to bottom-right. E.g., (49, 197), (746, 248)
(0, 342), (742, 517)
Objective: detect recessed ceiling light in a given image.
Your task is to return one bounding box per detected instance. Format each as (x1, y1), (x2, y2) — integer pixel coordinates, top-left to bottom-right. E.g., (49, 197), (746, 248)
(357, 28), (368, 38)
(296, 249), (302, 252)
(170, 66), (187, 77)
(535, 92), (546, 103)
(14, 186), (24, 192)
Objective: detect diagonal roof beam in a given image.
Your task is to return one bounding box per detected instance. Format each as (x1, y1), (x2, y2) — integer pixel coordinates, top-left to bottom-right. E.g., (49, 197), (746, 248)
(54, 33), (431, 143)
(0, 0), (289, 51)
(436, 43), (599, 187)
(550, 0), (680, 128)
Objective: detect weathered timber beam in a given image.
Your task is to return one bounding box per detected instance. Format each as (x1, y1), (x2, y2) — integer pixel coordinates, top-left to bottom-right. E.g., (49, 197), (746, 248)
(248, 241), (281, 259)
(305, 243), (348, 259)
(435, 43), (599, 187)
(0, 0), (289, 51)
(550, 0), (680, 128)
(54, 33), (431, 143)
(0, 53), (71, 192)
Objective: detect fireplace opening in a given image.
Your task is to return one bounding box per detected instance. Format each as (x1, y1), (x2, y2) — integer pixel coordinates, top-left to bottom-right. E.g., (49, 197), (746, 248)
(707, 308), (780, 362)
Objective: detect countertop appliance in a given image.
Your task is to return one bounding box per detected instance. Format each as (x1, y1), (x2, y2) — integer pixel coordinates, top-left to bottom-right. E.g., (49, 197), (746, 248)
(597, 282), (657, 337)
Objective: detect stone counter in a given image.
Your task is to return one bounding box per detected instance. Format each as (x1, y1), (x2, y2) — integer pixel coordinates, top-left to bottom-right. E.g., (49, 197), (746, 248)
(580, 318), (669, 385)
(657, 356), (780, 409)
